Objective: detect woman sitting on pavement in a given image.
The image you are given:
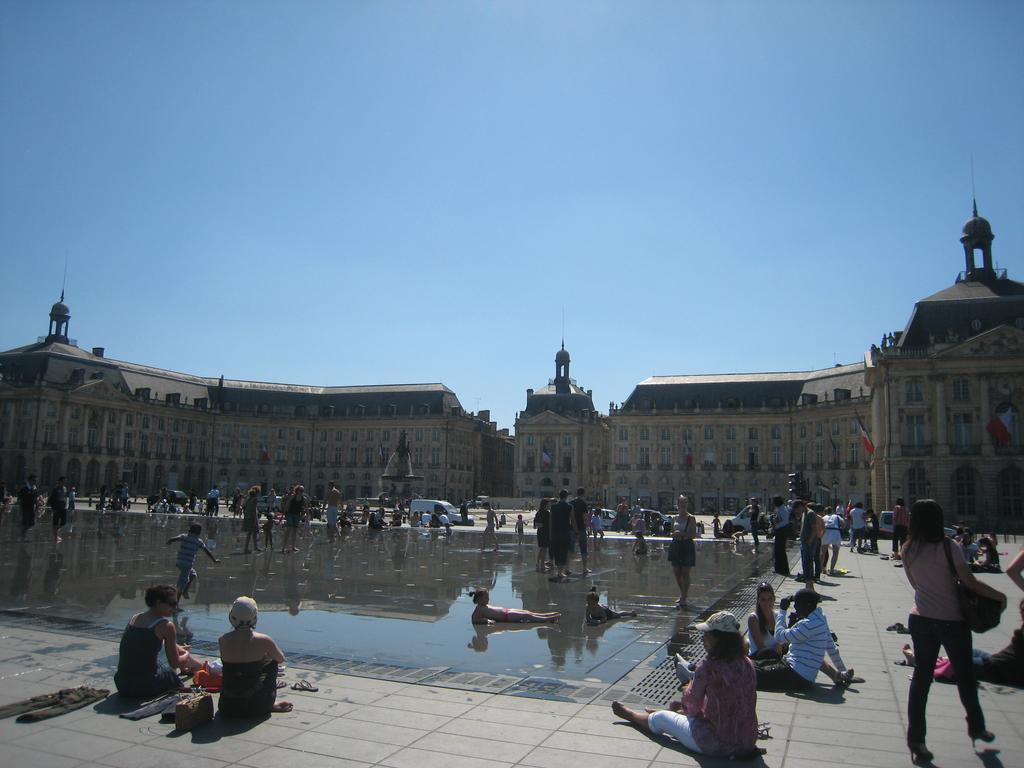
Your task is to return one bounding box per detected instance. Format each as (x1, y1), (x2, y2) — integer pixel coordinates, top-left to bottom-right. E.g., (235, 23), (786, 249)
(114, 584), (204, 699)
(612, 611), (759, 759)
(747, 581), (785, 660)
(754, 588), (855, 690)
(218, 596), (293, 715)
(971, 536), (1001, 573)
(470, 587), (561, 624)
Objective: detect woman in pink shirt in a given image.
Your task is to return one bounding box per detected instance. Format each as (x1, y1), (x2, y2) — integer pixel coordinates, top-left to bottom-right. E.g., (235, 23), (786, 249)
(901, 499), (1006, 764)
(612, 611), (758, 759)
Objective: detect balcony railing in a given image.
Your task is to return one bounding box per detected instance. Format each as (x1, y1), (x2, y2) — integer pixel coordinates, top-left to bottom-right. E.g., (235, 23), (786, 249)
(950, 444), (981, 456)
(901, 445), (932, 457)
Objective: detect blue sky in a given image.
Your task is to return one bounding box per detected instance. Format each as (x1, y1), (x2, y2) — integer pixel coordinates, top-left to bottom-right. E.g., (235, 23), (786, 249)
(2, 1), (1022, 431)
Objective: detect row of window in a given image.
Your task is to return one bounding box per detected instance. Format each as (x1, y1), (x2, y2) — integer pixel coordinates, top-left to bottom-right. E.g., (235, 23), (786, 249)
(904, 378), (972, 404)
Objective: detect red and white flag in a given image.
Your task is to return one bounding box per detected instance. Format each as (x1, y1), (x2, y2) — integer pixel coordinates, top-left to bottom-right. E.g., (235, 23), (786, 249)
(855, 415), (875, 455)
(683, 438), (693, 466)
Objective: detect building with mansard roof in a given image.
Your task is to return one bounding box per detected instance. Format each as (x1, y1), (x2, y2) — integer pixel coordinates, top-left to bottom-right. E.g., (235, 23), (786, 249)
(0, 303), (513, 502)
(514, 204), (1023, 530)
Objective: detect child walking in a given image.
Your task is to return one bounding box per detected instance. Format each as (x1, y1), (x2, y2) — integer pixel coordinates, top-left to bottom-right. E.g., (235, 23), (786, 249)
(515, 514), (525, 544)
(262, 511), (275, 551)
(167, 523), (219, 601)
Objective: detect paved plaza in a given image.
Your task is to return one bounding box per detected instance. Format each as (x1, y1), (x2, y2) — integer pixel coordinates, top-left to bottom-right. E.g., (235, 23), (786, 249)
(0, 513), (1021, 768)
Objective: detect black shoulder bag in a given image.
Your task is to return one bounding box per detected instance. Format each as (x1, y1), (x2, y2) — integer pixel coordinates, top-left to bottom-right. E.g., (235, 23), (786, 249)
(942, 538), (1003, 633)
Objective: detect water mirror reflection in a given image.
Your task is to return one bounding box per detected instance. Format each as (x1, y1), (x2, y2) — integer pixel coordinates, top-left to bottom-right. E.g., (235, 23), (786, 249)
(0, 511), (772, 683)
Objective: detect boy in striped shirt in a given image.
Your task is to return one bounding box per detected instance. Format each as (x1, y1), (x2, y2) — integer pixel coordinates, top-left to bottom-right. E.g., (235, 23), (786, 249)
(167, 523), (219, 601)
(755, 588), (854, 690)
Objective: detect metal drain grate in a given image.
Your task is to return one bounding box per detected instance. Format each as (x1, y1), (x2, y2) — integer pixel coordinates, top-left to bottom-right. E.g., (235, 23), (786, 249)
(600, 571), (787, 707)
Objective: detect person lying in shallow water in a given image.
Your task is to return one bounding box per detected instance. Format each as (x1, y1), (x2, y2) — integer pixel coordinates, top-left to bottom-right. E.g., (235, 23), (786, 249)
(585, 587), (637, 625)
(470, 587), (561, 625)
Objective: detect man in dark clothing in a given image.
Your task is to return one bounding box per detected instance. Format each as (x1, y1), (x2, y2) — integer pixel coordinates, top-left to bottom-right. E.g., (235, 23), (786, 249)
(18, 475), (41, 542)
(549, 489), (573, 581)
(48, 476), (69, 543)
(570, 487), (590, 575)
(772, 496), (794, 576)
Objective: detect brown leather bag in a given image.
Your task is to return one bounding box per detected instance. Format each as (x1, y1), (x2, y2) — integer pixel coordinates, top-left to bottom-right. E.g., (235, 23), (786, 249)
(174, 691), (213, 731)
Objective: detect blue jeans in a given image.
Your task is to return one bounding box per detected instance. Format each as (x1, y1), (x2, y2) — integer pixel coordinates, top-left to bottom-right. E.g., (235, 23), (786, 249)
(800, 542), (818, 581)
(907, 613), (984, 744)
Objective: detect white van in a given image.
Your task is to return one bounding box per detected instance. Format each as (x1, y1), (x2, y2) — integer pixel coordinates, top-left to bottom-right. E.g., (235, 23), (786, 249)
(409, 499), (473, 526)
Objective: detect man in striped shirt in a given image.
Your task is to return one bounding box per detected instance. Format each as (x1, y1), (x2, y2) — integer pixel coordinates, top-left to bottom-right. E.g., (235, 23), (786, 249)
(755, 589), (854, 690)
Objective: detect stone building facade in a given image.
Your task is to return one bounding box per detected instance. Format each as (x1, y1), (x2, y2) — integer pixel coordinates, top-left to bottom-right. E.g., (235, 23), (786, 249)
(514, 346), (609, 499)
(0, 303), (514, 502)
(516, 206), (1023, 531)
(866, 204), (1024, 528)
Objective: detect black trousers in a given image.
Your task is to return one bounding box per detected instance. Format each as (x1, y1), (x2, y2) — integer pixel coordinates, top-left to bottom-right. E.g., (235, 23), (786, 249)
(774, 525), (791, 575)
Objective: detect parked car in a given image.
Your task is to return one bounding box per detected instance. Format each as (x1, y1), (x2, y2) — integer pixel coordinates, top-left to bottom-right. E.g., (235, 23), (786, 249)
(410, 499), (474, 526)
(878, 510), (955, 541)
(729, 506), (769, 534)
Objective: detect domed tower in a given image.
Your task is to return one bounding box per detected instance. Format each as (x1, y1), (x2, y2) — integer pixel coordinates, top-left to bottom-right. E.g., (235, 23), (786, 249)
(46, 292), (70, 343)
(961, 199), (995, 280)
(554, 343), (571, 394)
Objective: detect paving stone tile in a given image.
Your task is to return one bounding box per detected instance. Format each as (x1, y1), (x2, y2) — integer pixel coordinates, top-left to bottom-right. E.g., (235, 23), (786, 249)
(277, 729), (402, 763)
(371, 693), (475, 718)
(411, 731), (533, 762)
(394, 685), (494, 705)
(97, 743), (230, 768)
(559, 715), (652, 741)
(380, 746), (512, 768)
(314, 717), (428, 746)
(540, 729), (661, 760)
(238, 745), (373, 768)
(460, 703), (570, 730)
(519, 745), (651, 768)
(479, 695), (583, 716)
(11, 726), (135, 761)
(0, 742), (82, 768)
(439, 715), (552, 746)
(340, 704), (452, 732)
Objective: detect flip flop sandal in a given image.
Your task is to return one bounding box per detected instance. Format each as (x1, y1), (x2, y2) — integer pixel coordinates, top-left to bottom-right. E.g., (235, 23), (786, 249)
(756, 722), (772, 740)
(276, 680), (288, 689)
(886, 622), (908, 633)
(292, 680), (319, 692)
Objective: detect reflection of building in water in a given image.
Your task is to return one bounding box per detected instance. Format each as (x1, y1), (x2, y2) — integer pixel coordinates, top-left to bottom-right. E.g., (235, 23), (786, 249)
(0, 514), (478, 623)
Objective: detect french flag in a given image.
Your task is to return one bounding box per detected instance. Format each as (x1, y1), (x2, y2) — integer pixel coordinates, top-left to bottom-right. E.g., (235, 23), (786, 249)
(986, 405), (1015, 447)
(541, 448), (552, 469)
(855, 415), (875, 455)
(683, 438), (693, 466)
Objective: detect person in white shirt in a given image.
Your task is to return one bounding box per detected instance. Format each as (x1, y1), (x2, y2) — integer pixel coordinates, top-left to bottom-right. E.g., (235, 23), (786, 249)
(754, 589), (853, 690)
(848, 502), (867, 552)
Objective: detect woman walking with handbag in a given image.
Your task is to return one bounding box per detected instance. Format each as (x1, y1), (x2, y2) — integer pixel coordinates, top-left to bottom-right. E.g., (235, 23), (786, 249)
(901, 499), (1007, 764)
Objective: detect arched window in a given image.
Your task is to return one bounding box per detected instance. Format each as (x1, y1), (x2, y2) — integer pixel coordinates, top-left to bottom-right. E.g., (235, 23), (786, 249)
(906, 466), (928, 503)
(953, 466), (977, 517)
(998, 466), (1023, 518)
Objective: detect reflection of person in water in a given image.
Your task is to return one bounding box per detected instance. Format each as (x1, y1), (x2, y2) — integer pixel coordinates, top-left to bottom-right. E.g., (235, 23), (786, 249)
(11, 546), (31, 601)
(470, 587), (561, 624)
(43, 551), (64, 596)
(468, 622), (542, 652)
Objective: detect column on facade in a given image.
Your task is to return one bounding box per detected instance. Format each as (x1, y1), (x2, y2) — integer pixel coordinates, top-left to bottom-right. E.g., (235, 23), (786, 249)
(934, 378), (947, 455)
(979, 379), (993, 457)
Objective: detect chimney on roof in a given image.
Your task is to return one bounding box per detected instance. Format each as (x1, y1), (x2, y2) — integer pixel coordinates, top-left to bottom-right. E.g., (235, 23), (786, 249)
(91, 347), (104, 358)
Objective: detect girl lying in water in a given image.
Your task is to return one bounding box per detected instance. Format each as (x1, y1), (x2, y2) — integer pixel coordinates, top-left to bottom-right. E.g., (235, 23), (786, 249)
(470, 587), (561, 625)
(586, 587), (638, 625)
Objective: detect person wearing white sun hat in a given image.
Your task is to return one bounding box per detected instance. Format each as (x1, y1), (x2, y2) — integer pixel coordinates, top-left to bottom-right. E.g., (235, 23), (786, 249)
(218, 597), (293, 716)
(612, 611), (758, 758)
